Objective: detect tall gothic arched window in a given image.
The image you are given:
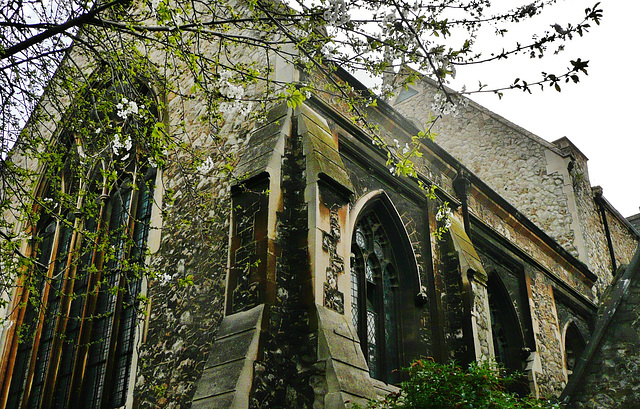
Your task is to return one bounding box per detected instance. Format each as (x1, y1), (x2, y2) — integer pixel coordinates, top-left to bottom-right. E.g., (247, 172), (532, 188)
(351, 199), (413, 383)
(1, 79), (157, 409)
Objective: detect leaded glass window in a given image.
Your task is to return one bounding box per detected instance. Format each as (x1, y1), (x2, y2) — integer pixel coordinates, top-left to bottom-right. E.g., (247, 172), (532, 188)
(0, 74), (161, 409)
(351, 211), (400, 382)
(2, 74), (157, 408)
(4, 164), (154, 409)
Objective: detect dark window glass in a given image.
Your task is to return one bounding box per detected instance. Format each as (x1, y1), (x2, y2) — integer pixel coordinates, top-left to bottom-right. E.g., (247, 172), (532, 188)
(487, 275), (524, 372)
(564, 323), (586, 374)
(6, 172), (154, 409)
(6, 217), (56, 408)
(351, 211), (400, 382)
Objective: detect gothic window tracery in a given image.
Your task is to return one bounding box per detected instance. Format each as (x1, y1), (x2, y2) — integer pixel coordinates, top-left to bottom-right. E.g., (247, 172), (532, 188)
(2, 80), (157, 409)
(351, 210), (400, 383)
(5, 163), (154, 409)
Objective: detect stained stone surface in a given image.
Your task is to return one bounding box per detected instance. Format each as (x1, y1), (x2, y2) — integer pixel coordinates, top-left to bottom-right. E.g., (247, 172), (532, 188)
(564, 248), (640, 408)
(192, 305), (264, 408)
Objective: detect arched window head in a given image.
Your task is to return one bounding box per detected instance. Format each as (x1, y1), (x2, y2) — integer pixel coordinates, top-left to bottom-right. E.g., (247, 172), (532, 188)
(486, 274), (531, 396)
(350, 196), (417, 383)
(60, 77), (163, 179)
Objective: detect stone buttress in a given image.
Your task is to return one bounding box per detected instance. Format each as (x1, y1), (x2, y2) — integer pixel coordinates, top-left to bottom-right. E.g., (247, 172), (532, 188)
(192, 103), (389, 408)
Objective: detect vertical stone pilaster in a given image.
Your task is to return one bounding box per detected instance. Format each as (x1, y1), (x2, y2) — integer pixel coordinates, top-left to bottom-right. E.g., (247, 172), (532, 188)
(526, 273), (565, 398)
(322, 207), (345, 314)
(468, 270), (493, 361)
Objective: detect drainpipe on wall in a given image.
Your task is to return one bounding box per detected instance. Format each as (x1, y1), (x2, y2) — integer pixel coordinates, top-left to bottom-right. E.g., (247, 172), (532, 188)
(453, 172), (471, 236)
(594, 186), (617, 275)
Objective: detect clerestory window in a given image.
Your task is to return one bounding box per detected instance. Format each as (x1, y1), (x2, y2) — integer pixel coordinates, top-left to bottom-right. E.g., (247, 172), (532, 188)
(350, 210), (400, 383)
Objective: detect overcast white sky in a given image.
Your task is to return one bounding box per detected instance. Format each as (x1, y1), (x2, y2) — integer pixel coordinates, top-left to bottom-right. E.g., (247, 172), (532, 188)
(453, 0), (639, 218)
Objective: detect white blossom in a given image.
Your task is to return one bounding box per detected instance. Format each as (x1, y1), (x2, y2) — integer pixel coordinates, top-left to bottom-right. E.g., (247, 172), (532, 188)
(112, 133), (133, 157)
(382, 12), (396, 27)
(219, 101), (252, 122)
(380, 83), (394, 96)
(321, 43), (336, 56)
(159, 272), (173, 286)
(431, 92), (466, 117)
(0, 319), (13, 331)
(323, 0), (349, 26)
(198, 157), (215, 174)
(116, 97), (140, 120)
(436, 207), (453, 222)
(217, 70), (245, 100)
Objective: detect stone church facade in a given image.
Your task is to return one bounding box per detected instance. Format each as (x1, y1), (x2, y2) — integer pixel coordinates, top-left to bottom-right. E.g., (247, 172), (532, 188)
(0, 19), (639, 409)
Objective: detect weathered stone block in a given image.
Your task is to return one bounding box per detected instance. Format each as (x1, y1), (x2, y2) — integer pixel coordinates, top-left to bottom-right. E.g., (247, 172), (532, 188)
(327, 359), (376, 399)
(191, 392), (235, 409)
(192, 359), (246, 400)
(205, 330), (260, 369)
(215, 304), (264, 339)
(324, 391), (369, 409)
(265, 101), (289, 123)
(191, 304), (263, 407)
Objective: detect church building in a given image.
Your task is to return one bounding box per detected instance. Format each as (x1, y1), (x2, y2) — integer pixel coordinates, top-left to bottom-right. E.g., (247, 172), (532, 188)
(0, 15), (638, 409)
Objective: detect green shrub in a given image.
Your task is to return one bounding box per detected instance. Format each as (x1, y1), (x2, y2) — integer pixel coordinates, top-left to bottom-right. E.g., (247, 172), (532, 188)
(360, 359), (562, 409)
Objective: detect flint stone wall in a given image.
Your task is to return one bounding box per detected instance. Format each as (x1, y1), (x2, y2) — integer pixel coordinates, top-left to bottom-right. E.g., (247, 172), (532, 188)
(133, 4), (272, 405)
(568, 251), (640, 408)
(527, 271), (567, 397)
(391, 76), (626, 288)
(605, 206), (639, 269)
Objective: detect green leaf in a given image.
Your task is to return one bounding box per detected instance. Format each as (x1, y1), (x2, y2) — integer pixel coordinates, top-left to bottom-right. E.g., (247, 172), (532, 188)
(285, 89), (306, 108)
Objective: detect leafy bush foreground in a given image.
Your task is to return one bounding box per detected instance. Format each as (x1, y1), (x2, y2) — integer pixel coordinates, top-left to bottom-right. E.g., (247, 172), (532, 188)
(359, 359), (563, 409)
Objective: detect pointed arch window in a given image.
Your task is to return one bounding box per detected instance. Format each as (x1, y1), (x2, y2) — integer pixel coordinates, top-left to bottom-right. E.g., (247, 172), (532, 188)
(564, 322), (586, 375)
(487, 274), (525, 373)
(1, 80), (158, 409)
(351, 207), (403, 383)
